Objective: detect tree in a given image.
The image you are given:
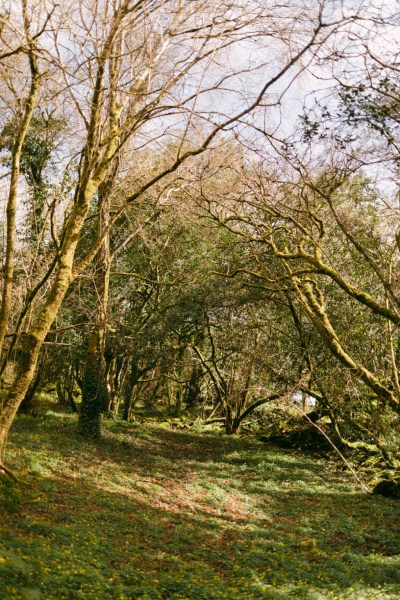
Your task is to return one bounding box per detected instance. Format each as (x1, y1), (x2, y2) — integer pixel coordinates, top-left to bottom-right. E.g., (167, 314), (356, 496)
(205, 150), (400, 461)
(0, 0), (374, 466)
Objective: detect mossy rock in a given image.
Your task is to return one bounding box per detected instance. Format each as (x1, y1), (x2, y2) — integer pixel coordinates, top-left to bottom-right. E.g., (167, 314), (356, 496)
(260, 415), (333, 453)
(373, 479), (400, 500)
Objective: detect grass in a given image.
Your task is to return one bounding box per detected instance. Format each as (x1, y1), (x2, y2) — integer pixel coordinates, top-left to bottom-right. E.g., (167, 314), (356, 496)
(0, 412), (399, 599)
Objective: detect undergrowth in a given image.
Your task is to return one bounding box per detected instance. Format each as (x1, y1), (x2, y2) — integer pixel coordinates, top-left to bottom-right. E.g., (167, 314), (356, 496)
(0, 412), (399, 599)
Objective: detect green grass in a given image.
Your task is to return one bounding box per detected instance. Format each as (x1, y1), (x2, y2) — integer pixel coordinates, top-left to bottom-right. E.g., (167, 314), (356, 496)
(1, 412), (399, 599)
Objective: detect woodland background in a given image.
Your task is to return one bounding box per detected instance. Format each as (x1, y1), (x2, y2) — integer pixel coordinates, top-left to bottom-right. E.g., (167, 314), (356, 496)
(1, 1), (400, 597)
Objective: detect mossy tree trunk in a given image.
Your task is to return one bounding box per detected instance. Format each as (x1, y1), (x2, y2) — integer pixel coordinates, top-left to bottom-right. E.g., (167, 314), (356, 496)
(78, 334), (106, 439)
(0, 26), (122, 457)
(0, 183), (94, 458)
(18, 368), (41, 415)
(225, 406), (241, 435)
(0, 14), (39, 358)
(78, 177), (112, 439)
(185, 362), (203, 411)
(0, 4), (122, 459)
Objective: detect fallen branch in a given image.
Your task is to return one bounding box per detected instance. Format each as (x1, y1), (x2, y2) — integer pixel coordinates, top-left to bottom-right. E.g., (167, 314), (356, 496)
(291, 404), (372, 494)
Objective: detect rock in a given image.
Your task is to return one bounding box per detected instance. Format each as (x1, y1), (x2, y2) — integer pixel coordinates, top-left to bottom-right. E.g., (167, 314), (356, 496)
(372, 479), (400, 499)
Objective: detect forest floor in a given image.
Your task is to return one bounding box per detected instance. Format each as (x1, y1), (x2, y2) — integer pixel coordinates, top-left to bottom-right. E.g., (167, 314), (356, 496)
(0, 412), (400, 599)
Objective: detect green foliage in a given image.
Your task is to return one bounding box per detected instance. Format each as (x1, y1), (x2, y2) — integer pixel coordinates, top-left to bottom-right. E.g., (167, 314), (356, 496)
(337, 77), (400, 144)
(0, 110), (64, 187)
(1, 413), (400, 599)
(0, 110), (64, 242)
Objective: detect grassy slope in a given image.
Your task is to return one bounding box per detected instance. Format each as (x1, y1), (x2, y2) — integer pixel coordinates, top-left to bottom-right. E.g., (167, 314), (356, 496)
(0, 413), (399, 600)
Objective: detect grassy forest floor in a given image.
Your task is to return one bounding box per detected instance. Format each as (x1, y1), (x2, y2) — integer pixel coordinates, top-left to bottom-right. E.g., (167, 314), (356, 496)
(0, 412), (400, 599)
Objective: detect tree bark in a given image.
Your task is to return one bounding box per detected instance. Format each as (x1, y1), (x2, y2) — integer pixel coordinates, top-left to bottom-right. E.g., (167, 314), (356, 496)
(0, 24), (39, 357)
(18, 368), (41, 415)
(78, 178), (111, 438)
(0, 178), (95, 458)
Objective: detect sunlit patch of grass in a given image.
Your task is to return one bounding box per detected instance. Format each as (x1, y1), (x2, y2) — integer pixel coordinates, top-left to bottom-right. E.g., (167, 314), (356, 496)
(0, 411), (399, 598)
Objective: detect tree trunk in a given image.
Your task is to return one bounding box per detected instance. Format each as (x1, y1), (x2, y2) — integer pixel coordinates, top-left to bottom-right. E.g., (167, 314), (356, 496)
(0, 332), (43, 458)
(78, 180), (111, 438)
(185, 363), (203, 411)
(77, 331), (106, 439)
(56, 367), (78, 413)
(18, 368), (41, 415)
(0, 176), (98, 459)
(173, 387), (182, 418)
(123, 361), (139, 421)
(225, 406), (240, 435)
(0, 31), (39, 358)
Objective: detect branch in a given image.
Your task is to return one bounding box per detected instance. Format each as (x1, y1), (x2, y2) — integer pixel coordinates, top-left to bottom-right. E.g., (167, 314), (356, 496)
(291, 403), (372, 494)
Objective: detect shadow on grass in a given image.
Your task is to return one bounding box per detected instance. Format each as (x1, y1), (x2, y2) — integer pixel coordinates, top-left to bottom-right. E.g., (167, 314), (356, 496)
(1, 413), (399, 599)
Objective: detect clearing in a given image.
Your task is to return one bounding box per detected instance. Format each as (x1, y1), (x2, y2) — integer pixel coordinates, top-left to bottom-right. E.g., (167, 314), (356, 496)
(0, 413), (399, 599)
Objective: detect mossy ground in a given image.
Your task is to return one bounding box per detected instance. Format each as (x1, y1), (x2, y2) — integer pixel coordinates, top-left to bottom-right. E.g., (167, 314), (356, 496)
(1, 412), (399, 599)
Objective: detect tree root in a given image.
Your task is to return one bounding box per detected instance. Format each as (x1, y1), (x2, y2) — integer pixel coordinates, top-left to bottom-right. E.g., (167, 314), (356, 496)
(0, 463), (32, 486)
